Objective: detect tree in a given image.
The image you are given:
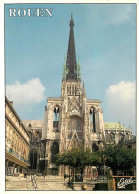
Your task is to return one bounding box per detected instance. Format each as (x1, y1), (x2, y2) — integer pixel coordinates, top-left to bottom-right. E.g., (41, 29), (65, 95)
(55, 149), (77, 182)
(103, 144), (136, 175)
(55, 147), (101, 182)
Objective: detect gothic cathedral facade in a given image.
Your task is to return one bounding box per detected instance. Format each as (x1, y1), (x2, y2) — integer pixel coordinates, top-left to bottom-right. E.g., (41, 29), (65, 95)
(41, 15), (105, 173)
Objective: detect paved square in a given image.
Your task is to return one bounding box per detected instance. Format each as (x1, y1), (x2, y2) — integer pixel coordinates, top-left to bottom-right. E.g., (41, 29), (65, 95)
(6, 176), (72, 191)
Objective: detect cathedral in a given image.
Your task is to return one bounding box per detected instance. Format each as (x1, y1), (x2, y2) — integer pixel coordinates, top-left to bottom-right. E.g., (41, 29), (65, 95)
(22, 15), (132, 175)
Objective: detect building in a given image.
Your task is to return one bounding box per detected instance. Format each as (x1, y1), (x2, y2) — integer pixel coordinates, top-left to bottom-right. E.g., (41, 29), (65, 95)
(41, 15), (105, 175)
(22, 120), (44, 174)
(124, 135), (136, 175)
(104, 122), (132, 144)
(5, 97), (30, 175)
(21, 15), (134, 176)
(124, 135), (136, 150)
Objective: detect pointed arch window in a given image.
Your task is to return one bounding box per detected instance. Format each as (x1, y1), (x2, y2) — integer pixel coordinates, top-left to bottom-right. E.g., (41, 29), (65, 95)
(90, 108), (96, 133)
(53, 106), (59, 128)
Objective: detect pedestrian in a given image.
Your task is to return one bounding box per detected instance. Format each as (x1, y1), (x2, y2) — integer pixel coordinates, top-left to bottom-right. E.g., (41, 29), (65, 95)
(31, 175), (34, 186)
(43, 171), (45, 179)
(34, 175), (36, 181)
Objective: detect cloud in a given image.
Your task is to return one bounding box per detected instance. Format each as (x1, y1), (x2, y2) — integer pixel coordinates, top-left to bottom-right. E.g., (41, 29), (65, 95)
(6, 78), (45, 107)
(105, 81), (136, 132)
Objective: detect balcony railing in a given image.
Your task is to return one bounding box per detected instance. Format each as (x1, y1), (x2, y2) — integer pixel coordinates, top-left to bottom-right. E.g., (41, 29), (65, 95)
(6, 145), (30, 165)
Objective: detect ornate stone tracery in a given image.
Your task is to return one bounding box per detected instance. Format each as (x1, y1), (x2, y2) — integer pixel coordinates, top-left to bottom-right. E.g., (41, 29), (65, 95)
(68, 116), (82, 132)
(66, 116), (83, 150)
(68, 96), (80, 114)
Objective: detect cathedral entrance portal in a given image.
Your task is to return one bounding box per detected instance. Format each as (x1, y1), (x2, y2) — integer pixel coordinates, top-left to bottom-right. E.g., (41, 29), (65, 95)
(39, 159), (46, 173)
(29, 149), (37, 169)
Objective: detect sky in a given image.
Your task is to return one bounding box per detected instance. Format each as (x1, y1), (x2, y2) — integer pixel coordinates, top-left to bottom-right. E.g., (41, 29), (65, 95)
(5, 3), (136, 134)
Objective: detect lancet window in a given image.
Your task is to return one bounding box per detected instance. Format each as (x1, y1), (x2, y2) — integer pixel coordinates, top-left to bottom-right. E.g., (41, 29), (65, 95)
(67, 84), (78, 96)
(53, 106), (59, 127)
(51, 141), (59, 164)
(90, 108), (96, 133)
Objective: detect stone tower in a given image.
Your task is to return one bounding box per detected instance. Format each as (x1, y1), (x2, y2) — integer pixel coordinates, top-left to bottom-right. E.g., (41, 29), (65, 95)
(42, 15), (105, 174)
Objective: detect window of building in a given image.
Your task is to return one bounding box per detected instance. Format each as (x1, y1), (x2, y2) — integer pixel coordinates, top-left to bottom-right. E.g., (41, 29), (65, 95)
(53, 106), (59, 127)
(75, 86), (77, 95)
(6, 125), (9, 137)
(29, 149), (38, 169)
(92, 143), (99, 152)
(72, 86), (74, 95)
(127, 145), (132, 149)
(110, 132), (115, 142)
(51, 141), (59, 164)
(9, 110), (12, 118)
(118, 133), (124, 142)
(90, 108), (96, 133)
(9, 129), (13, 141)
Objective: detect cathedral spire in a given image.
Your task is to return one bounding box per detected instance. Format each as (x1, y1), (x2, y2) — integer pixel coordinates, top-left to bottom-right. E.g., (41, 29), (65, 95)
(66, 14), (77, 81)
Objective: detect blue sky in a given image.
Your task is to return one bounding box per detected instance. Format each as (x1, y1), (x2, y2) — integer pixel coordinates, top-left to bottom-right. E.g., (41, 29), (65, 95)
(5, 3), (136, 134)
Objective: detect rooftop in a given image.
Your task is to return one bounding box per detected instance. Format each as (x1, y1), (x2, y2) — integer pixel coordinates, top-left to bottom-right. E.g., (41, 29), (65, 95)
(104, 122), (131, 131)
(22, 120), (43, 128)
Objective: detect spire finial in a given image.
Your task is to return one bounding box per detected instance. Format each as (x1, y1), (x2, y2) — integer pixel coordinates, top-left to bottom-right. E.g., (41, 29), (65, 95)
(69, 12), (74, 27)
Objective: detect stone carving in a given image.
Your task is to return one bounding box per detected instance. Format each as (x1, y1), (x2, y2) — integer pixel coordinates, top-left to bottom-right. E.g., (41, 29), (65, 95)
(67, 116), (83, 149)
(68, 116), (82, 132)
(68, 131), (81, 150)
(33, 131), (41, 142)
(68, 97), (80, 114)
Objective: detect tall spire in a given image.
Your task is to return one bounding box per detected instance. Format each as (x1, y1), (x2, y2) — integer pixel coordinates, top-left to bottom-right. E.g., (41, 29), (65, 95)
(66, 14), (77, 81)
